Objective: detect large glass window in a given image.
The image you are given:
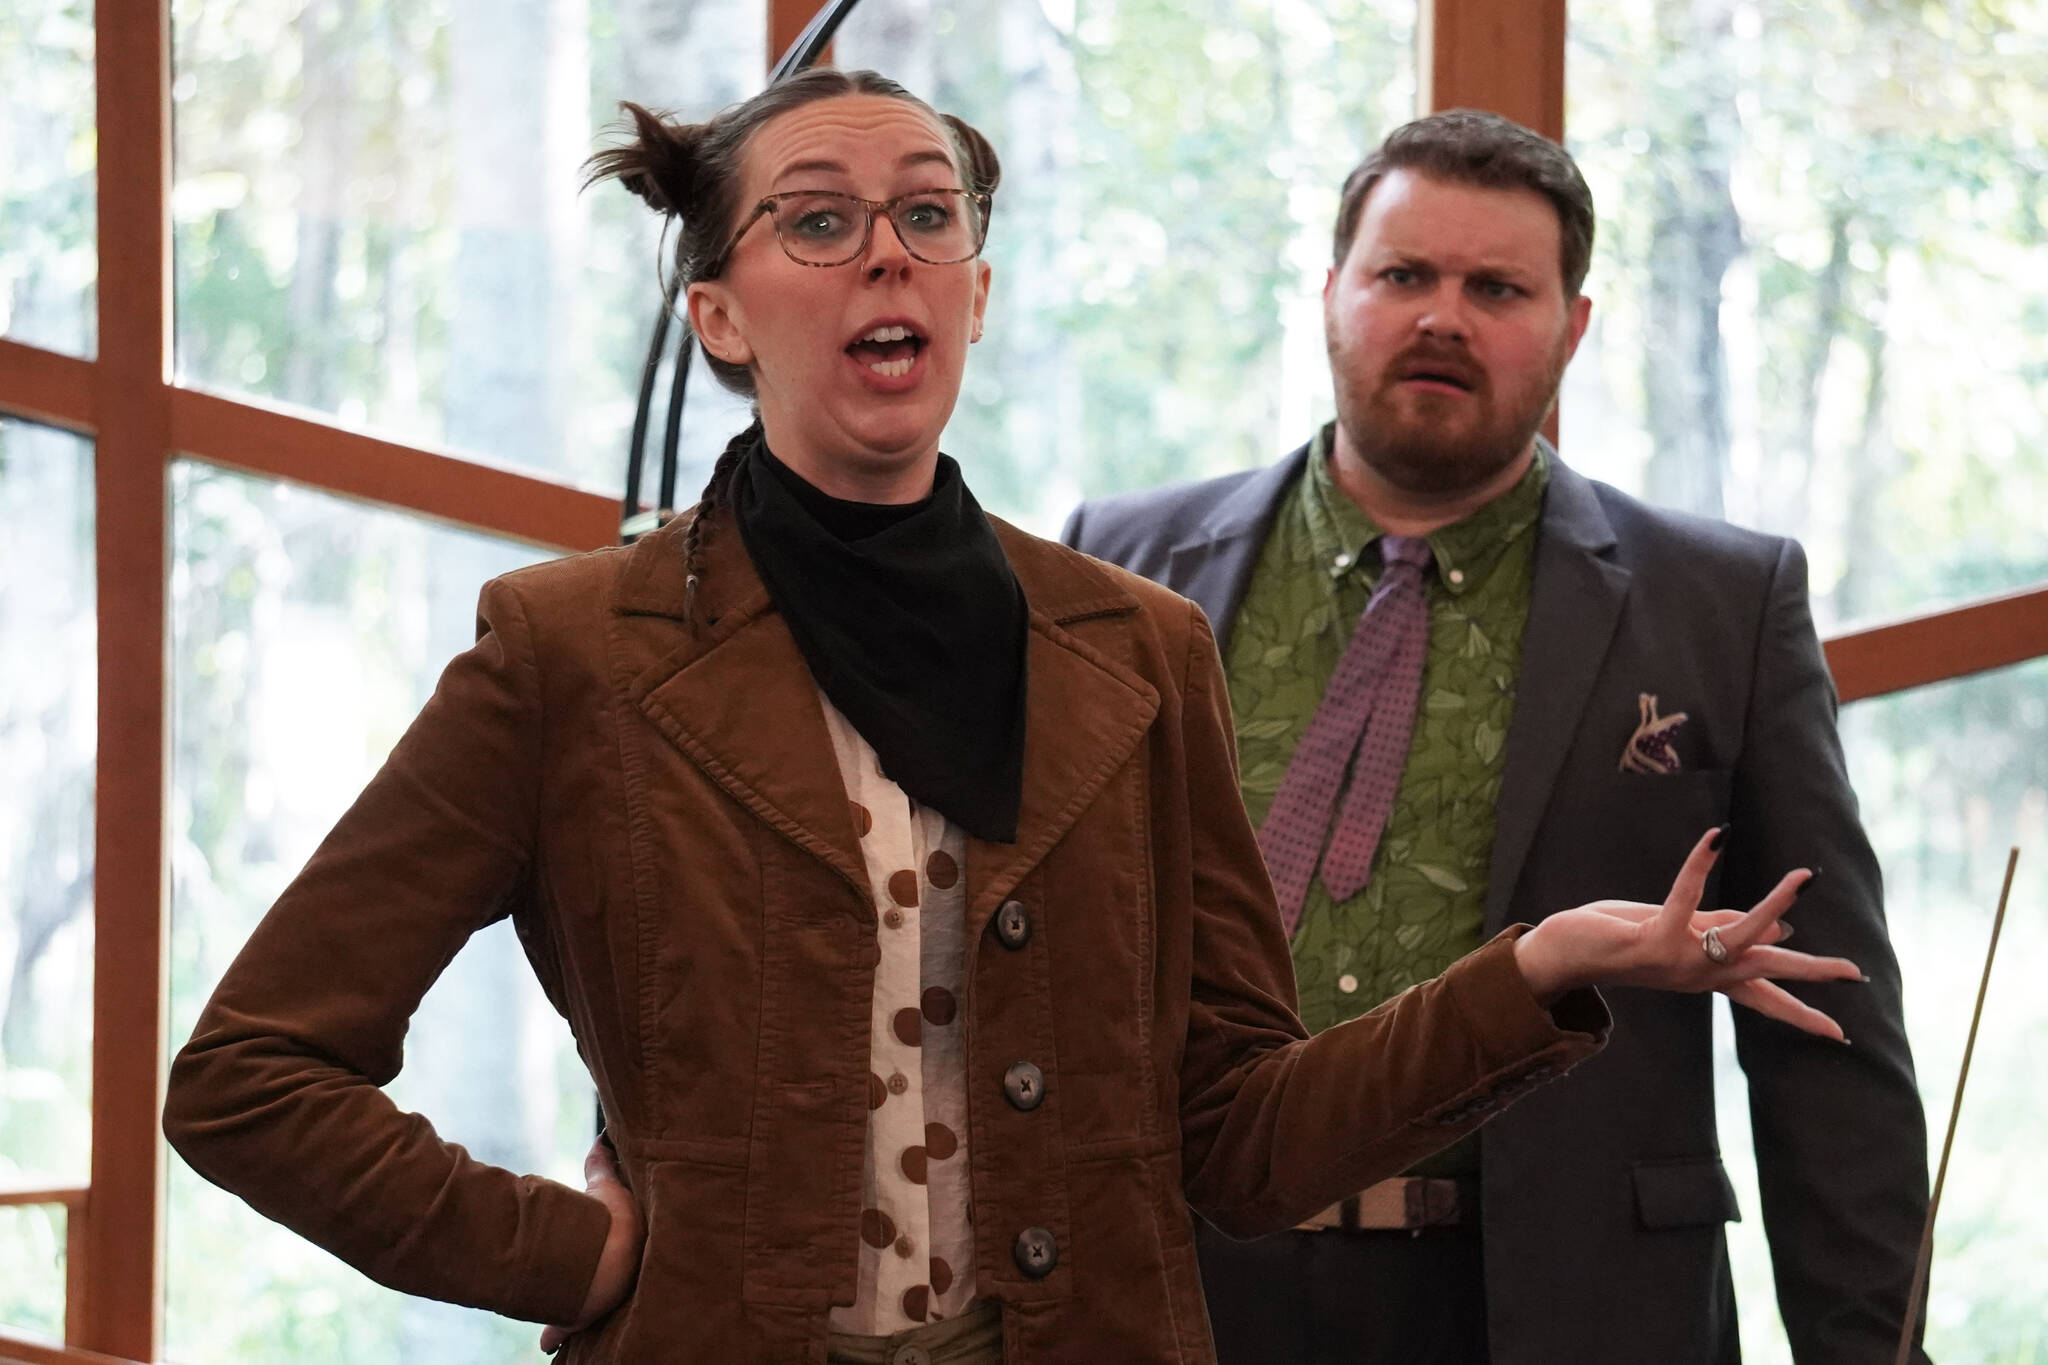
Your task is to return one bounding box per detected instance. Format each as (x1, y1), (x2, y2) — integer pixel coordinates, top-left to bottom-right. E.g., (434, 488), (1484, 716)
(0, 417), (95, 1337)
(0, 0), (96, 356)
(165, 464), (592, 1364)
(1565, 0), (2048, 631)
(1711, 658), (2048, 1362)
(170, 0), (764, 495)
(836, 0), (1417, 532)
(0, 1207), (68, 1341)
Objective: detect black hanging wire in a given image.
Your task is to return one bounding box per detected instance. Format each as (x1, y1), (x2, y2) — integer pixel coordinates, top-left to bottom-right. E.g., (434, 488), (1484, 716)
(618, 0), (874, 543)
(619, 301), (670, 536)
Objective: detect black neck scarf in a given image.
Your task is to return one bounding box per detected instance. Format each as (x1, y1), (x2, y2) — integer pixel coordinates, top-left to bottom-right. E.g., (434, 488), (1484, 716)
(732, 432), (1028, 844)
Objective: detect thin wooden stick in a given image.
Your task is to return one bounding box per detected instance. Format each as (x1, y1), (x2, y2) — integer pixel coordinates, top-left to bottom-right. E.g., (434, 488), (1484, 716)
(1893, 846), (2020, 1365)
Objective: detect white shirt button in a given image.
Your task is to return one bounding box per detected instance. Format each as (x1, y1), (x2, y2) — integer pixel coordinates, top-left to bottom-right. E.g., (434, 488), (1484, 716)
(1447, 568), (1465, 585)
(1338, 973), (1359, 994)
(1333, 551), (1353, 571)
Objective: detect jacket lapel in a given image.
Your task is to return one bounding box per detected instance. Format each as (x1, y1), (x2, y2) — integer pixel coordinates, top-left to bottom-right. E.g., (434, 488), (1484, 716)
(1484, 458), (1631, 933)
(616, 518), (871, 898)
(1163, 444), (1307, 654)
(965, 525), (1160, 929)
(614, 513), (1163, 918)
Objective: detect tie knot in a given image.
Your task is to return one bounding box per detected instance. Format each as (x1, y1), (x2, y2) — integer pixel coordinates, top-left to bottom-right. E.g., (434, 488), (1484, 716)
(1379, 535), (1431, 573)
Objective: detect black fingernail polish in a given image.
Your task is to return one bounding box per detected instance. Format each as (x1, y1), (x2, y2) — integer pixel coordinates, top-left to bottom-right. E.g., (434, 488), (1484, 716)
(1708, 825), (1728, 852)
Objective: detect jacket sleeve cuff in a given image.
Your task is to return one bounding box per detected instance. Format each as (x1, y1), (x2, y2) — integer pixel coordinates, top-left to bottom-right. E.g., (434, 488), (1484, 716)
(1443, 926), (1610, 1068)
(503, 1177), (614, 1326)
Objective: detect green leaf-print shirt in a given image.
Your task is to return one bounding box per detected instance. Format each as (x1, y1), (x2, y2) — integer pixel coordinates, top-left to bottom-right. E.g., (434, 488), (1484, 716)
(1224, 425), (1547, 1057)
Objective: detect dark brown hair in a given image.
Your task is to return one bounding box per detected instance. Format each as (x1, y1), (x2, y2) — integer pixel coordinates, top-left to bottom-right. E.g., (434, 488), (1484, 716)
(1331, 108), (1595, 296)
(584, 68), (1002, 621)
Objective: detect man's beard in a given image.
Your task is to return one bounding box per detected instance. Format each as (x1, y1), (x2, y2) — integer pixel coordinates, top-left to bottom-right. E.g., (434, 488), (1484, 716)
(1335, 337), (1570, 497)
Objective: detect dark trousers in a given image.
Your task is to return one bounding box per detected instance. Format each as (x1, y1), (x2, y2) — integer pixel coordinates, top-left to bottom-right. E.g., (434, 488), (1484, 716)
(1196, 1219), (1490, 1365)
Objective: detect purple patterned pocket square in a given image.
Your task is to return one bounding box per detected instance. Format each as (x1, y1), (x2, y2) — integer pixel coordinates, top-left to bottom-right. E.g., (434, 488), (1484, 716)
(1619, 693), (1688, 774)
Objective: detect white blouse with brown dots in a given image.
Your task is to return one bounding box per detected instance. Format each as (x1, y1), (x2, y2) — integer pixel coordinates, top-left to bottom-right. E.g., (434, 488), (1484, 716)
(818, 697), (981, 1335)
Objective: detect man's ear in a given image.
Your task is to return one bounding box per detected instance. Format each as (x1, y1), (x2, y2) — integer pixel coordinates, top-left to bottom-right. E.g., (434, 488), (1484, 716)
(687, 281), (754, 367)
(1563, 292), (1593, 364)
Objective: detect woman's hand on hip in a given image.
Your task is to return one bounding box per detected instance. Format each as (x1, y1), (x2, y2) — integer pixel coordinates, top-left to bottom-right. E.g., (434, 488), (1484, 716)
(1512, 825), (1864, 1039)
(540, 1135), (645, 1354)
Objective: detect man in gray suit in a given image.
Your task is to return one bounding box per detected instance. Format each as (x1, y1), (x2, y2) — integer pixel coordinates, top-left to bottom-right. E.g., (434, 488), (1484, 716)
(1064, 111), (1929, 1364)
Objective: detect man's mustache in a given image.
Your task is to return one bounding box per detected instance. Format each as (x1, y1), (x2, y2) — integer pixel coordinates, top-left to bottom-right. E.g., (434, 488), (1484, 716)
(1381, 343), (1485, 394)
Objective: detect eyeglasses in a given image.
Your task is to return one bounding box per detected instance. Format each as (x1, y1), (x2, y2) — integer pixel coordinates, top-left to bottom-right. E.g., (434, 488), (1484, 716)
(708, 189), (992, 273)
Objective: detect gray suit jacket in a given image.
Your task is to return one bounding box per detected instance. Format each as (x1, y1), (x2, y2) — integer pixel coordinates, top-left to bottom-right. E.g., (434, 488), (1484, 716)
(1064, 444), (1931, 1365)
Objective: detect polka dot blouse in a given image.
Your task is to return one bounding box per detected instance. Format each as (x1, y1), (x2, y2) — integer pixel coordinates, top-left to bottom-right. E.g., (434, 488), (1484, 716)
(819, 698), (980, 1335)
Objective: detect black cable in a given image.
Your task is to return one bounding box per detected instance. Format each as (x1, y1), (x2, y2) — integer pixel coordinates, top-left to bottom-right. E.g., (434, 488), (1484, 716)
(656, 329), (691, 517)
(770, 0), (869, 83)
(620, 302), (672, 539)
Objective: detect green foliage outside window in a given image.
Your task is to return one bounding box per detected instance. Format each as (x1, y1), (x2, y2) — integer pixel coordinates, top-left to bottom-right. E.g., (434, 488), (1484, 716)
(0, 0), (94, 356)
(839, 0), (1415, 526)
(0, 418), (95, 1341)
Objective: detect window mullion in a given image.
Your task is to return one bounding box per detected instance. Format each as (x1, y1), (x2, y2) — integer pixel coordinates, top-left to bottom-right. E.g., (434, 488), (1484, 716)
(86, 0), (173, 1357)
(1417, 0), (1566, 138)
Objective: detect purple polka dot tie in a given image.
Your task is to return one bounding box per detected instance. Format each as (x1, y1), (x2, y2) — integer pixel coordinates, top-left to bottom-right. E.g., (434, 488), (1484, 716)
(1258, 535), (1432, 936)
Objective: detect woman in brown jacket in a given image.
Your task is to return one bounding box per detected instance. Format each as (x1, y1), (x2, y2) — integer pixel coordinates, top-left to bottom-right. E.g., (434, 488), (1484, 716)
(163, 69), (1860, 1365)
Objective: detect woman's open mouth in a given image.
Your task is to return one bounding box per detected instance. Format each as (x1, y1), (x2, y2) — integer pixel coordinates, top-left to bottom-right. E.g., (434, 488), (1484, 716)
(846, 323), (927, 379)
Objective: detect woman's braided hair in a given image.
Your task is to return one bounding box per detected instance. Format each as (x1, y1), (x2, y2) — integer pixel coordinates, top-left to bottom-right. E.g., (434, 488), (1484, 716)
(583, 69), (1002, 623)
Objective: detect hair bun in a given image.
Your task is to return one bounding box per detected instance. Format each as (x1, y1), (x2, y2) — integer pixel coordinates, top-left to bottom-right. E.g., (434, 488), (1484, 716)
(941, 114), (1002, 199)
(587, 102), (711, 219)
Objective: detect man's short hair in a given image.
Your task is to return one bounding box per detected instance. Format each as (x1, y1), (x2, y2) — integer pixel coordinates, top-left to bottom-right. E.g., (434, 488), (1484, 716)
(1332, 109), (1596, 296)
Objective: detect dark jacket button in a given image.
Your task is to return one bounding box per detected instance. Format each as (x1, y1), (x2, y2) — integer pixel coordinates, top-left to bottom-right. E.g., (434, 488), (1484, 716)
(1013, 1226), (1059, 1278)
(1003, 1061), (1046, 1111)
(995, 900), (1032, 949)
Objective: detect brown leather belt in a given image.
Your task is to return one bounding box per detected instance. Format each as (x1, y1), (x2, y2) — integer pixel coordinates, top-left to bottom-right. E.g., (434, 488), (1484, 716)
(1294, 1176), (1478, 1232)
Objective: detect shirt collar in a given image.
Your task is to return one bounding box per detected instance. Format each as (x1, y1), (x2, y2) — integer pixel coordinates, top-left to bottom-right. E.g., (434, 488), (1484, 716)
(1300, 423), (1551, 596)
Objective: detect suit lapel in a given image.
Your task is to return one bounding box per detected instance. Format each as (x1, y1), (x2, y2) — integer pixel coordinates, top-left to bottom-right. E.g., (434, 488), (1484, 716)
(1163, 444), (1307, 653)
(1484, 460), (1631, 933)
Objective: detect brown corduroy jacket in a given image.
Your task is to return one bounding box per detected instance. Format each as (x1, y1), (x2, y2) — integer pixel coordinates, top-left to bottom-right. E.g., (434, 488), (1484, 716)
(163, 512), (1607, 1364)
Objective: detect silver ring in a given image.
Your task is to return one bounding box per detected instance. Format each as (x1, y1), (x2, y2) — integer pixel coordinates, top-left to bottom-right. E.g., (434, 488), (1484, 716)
(1701, 925), (1730, 965)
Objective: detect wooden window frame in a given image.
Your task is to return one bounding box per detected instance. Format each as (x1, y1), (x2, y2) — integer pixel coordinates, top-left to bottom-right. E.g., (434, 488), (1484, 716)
(0, 0), (2042, 1358)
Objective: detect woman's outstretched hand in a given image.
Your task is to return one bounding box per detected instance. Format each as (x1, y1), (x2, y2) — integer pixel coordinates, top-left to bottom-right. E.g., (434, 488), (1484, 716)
(539, 1135), (645, 1355)
(1512, 826), (1865, 1040)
